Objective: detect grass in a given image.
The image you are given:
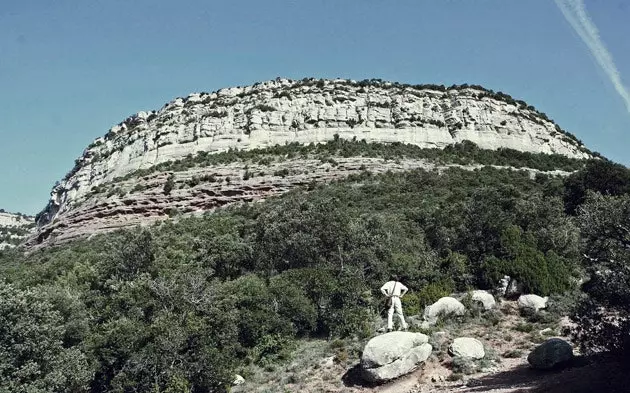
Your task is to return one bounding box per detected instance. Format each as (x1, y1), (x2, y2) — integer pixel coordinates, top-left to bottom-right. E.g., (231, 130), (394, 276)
(502, 349), (524, 358)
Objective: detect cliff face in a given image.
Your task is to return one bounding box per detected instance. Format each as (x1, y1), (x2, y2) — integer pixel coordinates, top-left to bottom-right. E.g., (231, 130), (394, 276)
(0, 211), (35, 249)
(32, 78), (589, 247)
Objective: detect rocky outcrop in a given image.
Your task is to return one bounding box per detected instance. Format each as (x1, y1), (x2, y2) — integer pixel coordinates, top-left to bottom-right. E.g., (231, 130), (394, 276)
(449, 337), (485, 359)
(31, 78), (590, 247)
(518, 294), (548, 312)
(360, 331), (432, 383)
(528, 338), (574, 370)
(0, 211), (35, 249)
(424, 297), (466, 324)
(471, 290), (496, 310)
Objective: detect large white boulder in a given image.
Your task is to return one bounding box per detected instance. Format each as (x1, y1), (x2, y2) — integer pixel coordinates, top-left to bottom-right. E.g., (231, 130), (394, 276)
(518, 294), (548, 312)
(361, 331), (432, 382)
(471, 290), (496, 310)
(448, 337), (485, 359)
(527, 338), (573, 370)
(423, 297), (466, 324)
(232, 374), (245, 386)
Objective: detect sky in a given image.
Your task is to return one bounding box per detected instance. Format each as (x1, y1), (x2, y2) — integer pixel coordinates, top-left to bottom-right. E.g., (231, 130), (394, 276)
(1, 1), (629, 215)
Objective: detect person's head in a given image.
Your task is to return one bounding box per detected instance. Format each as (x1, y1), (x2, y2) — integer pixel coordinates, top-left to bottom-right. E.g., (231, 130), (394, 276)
(391, 274), (399, 282)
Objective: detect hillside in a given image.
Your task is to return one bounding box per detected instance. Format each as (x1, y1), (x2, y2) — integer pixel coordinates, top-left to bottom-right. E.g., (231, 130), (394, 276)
(3, 159), (630, 392)
(0, 210), (34, 249)
(31, 78), (591, 247)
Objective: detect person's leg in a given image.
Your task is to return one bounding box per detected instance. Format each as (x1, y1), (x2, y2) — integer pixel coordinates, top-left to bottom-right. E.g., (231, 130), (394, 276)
(394, 297), (408, 330)
(387, 300), (394, 331)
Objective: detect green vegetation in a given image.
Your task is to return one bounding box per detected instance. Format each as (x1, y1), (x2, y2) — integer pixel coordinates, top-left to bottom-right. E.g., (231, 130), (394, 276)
(0, 224), (35, 247)
(1, 152), (629, 391)
(86, 138), (585, 198)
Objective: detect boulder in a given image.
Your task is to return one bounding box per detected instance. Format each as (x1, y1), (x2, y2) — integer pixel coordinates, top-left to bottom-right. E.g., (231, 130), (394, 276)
(448, 337), (485, 359)
(518, 294), (548, 312)
(361, 331), (432, 382)
(527, 338), (574, 370)
(232, 374), (245, 386)
(423, 297), (465, 324)
(471, 290), (496, 310)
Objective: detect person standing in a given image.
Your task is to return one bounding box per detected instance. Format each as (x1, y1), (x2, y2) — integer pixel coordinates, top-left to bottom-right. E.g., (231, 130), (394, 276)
(380, 276), (409, 332)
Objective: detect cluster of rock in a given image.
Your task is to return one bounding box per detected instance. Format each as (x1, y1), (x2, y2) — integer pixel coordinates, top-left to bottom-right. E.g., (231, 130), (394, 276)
(360, 332), (433, 382)
(32, 78), (589, 248)
(0, 211), (35, 249)
(359, 331), (491, 383)
(360, 287), (575, 384)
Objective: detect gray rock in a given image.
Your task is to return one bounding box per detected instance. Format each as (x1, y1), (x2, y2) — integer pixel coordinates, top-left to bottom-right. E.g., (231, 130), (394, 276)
(361, 331), (432, 382)
(449, 337), (485, 359)
(35, 78), (590, 248)
(423, 297), (465, 324)
(232, 374), (245, 386)
(471, 290), (496, 310)
(527, 338), (574, 370)
(518, 294), (548, 312)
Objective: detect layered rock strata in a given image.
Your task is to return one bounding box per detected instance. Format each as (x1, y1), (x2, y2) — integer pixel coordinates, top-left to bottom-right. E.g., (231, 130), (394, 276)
(33, 78), (589, 247)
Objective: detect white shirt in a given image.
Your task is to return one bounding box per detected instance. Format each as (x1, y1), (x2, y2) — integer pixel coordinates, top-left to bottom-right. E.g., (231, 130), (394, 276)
(380, 281), (408, 297)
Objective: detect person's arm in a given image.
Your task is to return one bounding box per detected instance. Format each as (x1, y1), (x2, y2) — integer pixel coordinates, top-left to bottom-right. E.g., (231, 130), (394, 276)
(400, 284), (408, 298)
(380, 284), (389, 297)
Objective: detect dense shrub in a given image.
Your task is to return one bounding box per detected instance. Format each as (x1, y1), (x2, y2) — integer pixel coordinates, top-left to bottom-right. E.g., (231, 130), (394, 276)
(572, 193), (630, 356)
(0, 282), (92, 393)
(563, 159), (630, 214)
(1, 162), (610, 391)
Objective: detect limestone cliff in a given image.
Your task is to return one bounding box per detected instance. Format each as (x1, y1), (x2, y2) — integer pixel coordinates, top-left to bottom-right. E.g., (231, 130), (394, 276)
(32, 78), (590, 247)
(0, 211), (35, 249)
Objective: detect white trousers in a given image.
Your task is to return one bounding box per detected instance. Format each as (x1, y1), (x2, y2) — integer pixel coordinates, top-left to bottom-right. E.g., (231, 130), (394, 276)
(387, 296), (408, 330)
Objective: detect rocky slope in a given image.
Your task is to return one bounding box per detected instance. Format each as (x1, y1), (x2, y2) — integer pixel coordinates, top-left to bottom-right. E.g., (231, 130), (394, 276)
(32, 78), (590, 247)
(0, 211), (35, 249)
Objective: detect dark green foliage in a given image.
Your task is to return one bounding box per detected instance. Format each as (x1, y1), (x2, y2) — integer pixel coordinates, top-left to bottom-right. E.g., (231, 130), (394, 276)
(97, 139), (585, 192)
(0, 282), (92, 393)
(563, 159), (630, 214)
(4, 159), (621, 391)
(163, 174), (175, 195)
(572, 193), (630, 356)
(481, 225), (573, 295)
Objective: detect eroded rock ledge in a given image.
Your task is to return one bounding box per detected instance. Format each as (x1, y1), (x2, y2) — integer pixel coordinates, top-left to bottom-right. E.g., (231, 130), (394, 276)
(32, 78), (589, 248)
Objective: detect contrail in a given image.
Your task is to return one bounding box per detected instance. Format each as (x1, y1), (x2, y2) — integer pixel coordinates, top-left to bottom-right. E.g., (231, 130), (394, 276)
(555, 0), (630, 115)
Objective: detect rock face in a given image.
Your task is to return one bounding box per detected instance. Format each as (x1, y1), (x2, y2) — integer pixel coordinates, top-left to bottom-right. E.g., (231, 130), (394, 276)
(471, 290), (496, 310)
(518, 294), (548, 312)
(424, 297), (466, 324)
(361, 331), (432, 383)
(528, 338), (574, 370)
(0, 211), (35, 249)
(31, 78), (589, 247)
(449, 337), (485, 359)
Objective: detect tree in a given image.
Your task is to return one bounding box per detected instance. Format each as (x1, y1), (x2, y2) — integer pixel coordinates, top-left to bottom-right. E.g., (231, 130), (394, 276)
(563, 159), (630, 214)
(572, 192), (630, 355)
(0, 282), (92, 393)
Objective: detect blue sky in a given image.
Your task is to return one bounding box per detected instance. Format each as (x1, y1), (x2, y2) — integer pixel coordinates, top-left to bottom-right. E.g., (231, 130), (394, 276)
(1, 0), (629, 214)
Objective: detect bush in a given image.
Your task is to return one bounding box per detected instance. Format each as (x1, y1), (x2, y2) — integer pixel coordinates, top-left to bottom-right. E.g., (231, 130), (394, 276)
(451, 356), (477, 375)
(502, 349), (523, 358)
(572, 193), (630, 356)
(0, 282), (92, 392)
(163, 174), (175, 195)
